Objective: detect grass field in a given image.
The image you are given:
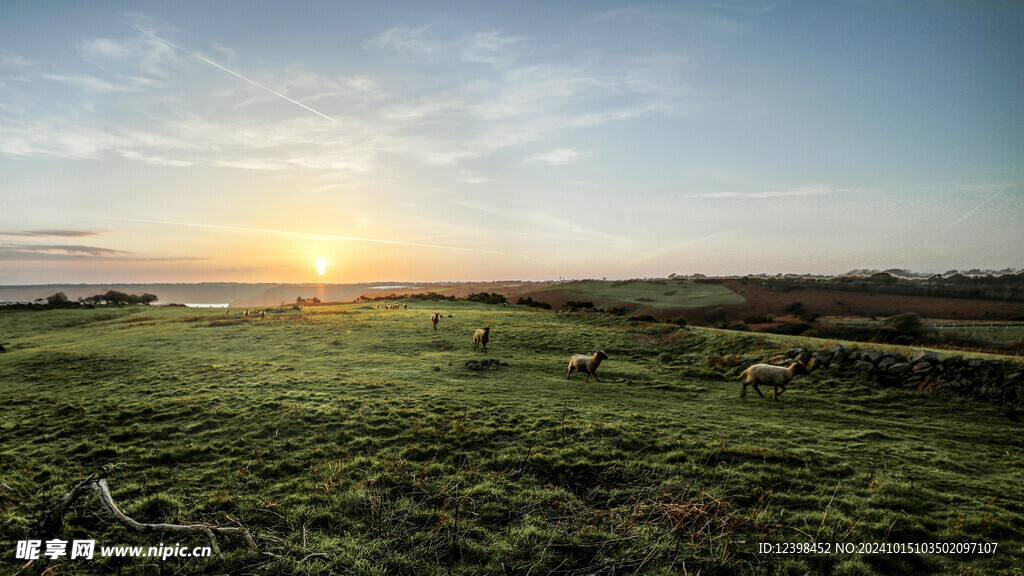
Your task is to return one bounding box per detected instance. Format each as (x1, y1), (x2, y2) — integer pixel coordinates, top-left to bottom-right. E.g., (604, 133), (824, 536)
(819, 316), (1024, 354)
(1, 303), (1022, 575)
(534, 279), (745, 314)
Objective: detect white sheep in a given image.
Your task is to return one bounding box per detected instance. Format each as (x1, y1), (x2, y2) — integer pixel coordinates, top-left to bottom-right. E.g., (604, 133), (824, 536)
(566, 350), (608, 382)
(473, 327), (490, 353)
(430, 313), (440, 330)
(737, 361), (809, 400)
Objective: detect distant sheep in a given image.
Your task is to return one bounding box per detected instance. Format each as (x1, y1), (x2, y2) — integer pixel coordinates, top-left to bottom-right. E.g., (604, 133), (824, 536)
(259, 309), (266, 318)
(473, 327), (490, 353)
(566, 350), (608, 382)
(243, 310), (249, 317)
(430, 313), (440, 330)
(737, 362), (809, 400)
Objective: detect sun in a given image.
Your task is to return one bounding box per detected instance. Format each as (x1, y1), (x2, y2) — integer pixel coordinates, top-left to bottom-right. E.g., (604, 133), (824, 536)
(315, 257), (329, 276)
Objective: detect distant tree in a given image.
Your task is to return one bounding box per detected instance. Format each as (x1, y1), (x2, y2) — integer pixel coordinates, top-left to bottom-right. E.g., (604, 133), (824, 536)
(102, 290), (131, 305)
(46, 292), (70, 307)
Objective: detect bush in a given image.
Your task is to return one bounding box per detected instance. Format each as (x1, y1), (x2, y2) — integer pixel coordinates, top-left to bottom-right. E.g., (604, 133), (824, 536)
(888, 312), (923, 336)
(627, 314), (656, 323)
(515, 297), (552, 310)
(766, 322), (812, 336)
(784, 301), (805, 314)
(703, 307), (732, 326)
(561, 301), (595, 312)
(465, 292), (508, 305)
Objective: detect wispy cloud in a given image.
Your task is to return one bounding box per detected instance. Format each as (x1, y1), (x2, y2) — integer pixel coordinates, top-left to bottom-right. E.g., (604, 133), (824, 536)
(0, 16), (688, 180)
(0, 230), (104, 237)
(523, 148), (590, 166)
(680, 186), (832, 199)
(0, 242), (130, 259)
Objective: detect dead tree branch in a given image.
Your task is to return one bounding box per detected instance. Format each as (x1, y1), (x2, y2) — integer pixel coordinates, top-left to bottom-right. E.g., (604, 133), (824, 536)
(42, 463), (255, 558)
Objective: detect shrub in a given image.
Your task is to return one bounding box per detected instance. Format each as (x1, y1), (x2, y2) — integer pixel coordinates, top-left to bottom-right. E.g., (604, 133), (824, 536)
(515, 297), (552, 310)
(561, 301), (595, 312)
(703, 307), (732, 327)
(888, 312), (923, 335)
(627, 314), (656, 323)
(784, 301), (805, 314)
(465, 292), (508, 305)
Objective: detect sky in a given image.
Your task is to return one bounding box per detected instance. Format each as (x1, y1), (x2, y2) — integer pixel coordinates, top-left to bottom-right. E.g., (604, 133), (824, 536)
(1, 1), (1022, 284)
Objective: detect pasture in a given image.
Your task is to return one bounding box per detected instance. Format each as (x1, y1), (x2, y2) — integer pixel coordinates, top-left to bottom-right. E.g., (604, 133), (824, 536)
(532, 279), (745, 315)
(1, 302), (1022, 575)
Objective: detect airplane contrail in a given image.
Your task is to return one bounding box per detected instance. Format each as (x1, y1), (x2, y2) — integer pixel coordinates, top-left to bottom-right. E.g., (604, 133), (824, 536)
(130, 24), (334, 122)
(67, 213), (560, 270)
(952, 190), (1002, 225)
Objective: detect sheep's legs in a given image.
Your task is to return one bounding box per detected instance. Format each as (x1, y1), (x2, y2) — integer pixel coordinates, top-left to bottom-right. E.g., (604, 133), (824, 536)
(752, 383), (765, 398)
(773, 385), (786, 400)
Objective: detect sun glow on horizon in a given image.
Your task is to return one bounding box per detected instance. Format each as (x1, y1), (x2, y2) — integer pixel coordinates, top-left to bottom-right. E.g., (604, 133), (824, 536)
(315, 257), (329, 276)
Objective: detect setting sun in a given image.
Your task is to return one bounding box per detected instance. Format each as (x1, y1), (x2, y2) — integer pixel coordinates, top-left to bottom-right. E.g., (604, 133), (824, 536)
(315, 257), (329, 276)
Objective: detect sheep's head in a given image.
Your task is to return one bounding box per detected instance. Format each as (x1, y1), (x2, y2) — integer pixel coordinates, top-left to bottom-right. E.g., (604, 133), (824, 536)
(594, 350), (608, 360)
(790, 361), (810, 376)
(483, 327), (490, 332)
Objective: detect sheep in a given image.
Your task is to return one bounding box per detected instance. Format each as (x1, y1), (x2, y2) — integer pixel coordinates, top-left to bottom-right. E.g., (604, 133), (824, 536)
(566, 350), (608, 382)
(259, 309), (266, 318)
(473, 327), (490, 353)
(430, 313), (440, 330)
(243, 310), (249, 317)
(737, 362), (809, 400)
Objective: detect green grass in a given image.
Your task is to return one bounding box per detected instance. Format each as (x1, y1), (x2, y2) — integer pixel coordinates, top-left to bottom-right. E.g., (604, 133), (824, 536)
(925, 321), (1024, 345)
(544, 279), (745, 313)
(1, 303), (1022, 575)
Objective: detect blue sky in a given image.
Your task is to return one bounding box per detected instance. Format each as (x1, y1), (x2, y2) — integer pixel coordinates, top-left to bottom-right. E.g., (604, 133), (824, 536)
(1, 1), (1021, 283)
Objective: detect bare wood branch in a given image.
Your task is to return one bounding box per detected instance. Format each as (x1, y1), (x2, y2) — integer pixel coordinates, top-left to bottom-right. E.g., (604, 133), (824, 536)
(42, 464), (256, 558)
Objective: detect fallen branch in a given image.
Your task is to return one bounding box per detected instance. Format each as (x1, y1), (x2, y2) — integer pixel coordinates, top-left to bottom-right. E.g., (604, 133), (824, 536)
(43, 463), (255, 557)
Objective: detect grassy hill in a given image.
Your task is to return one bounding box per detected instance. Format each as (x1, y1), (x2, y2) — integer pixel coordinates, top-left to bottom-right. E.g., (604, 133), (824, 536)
(527, 279), (745, 318)
(1, 303), (1021, 575)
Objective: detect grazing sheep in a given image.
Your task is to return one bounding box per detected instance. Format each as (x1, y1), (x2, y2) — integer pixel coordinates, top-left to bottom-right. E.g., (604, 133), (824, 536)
(243, 310), (249, 317)
(430, 313), (440, 330)
(566, 350), (608, 382)
(737, 362), (809, 400)
(473, 327), (490, 353)
(259, 309), (266, 318)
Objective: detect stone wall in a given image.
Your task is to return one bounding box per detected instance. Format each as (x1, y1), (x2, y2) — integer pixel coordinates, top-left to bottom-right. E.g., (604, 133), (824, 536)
(780, 345), (1024, 407)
